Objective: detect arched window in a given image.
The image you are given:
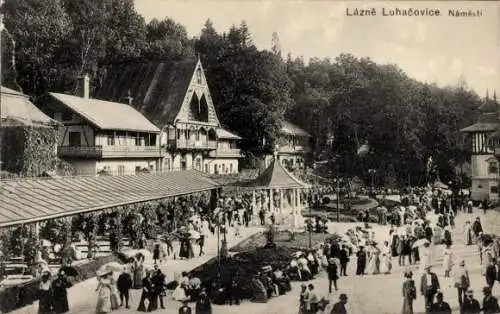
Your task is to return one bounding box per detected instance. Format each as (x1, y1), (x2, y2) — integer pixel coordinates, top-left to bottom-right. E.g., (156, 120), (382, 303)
(196, 68), (202, 84)
(189, 94), (209, 122)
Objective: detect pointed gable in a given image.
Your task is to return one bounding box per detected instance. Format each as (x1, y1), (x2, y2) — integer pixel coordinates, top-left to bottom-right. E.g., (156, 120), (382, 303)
(94, 58), (220, 127)
(175, 59), (220, 126)
(236, 158), (310, 189)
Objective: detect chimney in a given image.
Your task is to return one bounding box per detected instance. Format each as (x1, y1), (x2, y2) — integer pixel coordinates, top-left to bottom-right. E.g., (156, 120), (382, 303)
(76, 74), (90, 99)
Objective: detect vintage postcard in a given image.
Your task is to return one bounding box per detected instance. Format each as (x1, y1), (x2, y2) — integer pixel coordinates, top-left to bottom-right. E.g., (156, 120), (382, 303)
(0, 1), (498, 313)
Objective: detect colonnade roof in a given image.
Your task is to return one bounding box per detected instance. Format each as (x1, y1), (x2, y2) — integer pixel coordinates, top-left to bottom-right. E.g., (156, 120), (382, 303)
(0, 170), (219, 228)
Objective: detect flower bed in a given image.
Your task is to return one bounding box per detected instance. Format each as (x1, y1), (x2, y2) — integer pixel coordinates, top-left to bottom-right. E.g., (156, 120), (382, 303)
(188, 230), (341, 299)
(301, 208), (378, 223)
(0, 254), (120, 313)
(230, 231), (331, 253)
(189, 246), (297, 298)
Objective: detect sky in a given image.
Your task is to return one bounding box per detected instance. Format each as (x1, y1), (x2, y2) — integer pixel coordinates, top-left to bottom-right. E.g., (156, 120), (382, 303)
(134, 0), (500, 96)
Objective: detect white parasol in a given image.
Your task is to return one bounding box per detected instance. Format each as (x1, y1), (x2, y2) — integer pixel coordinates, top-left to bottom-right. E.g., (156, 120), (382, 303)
(100, 261), (125, 273)
(40, 239), (52, 247)
(190, 230), (200, 240)
(412, 238), (430, 249)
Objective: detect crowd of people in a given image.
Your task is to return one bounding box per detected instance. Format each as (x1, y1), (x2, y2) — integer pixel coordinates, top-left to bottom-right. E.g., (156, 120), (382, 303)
(30, 181), (500, 314)
(292, 186), (500, 314)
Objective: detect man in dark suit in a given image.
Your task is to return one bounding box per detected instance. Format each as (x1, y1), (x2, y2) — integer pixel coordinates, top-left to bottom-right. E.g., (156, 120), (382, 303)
(117, 267), (132, 308)
(339, 245), (349, 276)
(420, 265), (440, 312)
(482, 286), (500, 314)
(461, 289), (481, 314)
(151, 265), (166, 309)
(326, 258), (339, 293)
(330, 293), (348, 314)
(430, 292), (451, 314)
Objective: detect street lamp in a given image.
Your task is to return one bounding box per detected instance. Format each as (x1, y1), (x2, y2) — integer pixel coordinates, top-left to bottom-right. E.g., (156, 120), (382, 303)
(333, 178), (343, 222)
(368, 169), (377, 193)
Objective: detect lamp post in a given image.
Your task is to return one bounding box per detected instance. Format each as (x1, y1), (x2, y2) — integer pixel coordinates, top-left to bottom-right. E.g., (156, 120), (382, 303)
(368, 169), (376, 193)
(334, 178), (342, 222)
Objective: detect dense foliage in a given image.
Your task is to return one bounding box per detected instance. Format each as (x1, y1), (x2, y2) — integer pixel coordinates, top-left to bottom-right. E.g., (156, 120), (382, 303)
(3, 0), (491, 185)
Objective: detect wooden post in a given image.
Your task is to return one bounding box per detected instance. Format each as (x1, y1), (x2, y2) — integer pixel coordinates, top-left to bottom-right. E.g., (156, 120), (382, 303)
(297, 188), (302, 210)
(252, 190), (256, 215)
(269, 189), (274, 213)
(279, 189), (284, 213)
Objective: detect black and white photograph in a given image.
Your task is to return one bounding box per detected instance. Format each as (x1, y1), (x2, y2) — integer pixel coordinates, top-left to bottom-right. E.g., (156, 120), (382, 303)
(0, 0), (499, 313)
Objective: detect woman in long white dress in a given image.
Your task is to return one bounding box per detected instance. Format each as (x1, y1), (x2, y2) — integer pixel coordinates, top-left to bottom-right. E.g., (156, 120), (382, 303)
(442, 244), (454, 277)
(419, 243), (432, 274)
(95, 272), (113, 314)
(366, 243), (381, 275)
(380, 241), (392, 274)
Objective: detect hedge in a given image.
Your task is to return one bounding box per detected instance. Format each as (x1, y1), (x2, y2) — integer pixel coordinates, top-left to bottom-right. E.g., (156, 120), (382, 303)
(0, 254), (120, 313)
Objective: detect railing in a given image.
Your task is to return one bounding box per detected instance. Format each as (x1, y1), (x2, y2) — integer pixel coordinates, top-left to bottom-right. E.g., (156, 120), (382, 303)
(58, 145), (162, 158)
(167, 139), (217, 150)
(208, 148), (242, 158)
(278, 145), (310, 153)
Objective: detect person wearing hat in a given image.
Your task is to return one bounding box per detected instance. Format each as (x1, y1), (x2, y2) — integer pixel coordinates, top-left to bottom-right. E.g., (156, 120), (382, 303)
(327, 257), (339, 293)
(298, 283), (308, 314)
(482, 286), (500, 314)
(420, 265), (440, 311)
(461, 289), (480, 314)
(330, 293), (348, 314)
(453, 260), (470, 308)
(38, 270), (54, 314)
(95, 271), (113, 314)
(356, 246), (367, 276)
(117, 266), (132, 308)
(306, 284), (318, 313)
(402, 270), (416, 314)
(179, 299), (192, 314)
(195, 288), (212, 314)
(52, 269), (72, 314)
(429, 292), (451, 313)
(472, 217), (483, 239)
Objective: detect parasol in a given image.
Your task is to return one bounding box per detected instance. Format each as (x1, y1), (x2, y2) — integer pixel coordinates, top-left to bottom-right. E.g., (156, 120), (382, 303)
(190, 230), (200, 240)
(412, 238), (430, 249)
(96, 268), (113, 277)
(40, 239), (52, 247)
(100, 262), (125, 273)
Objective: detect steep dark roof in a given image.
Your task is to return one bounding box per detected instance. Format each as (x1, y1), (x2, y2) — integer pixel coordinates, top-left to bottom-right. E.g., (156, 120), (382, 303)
(94, 59), (197, 126)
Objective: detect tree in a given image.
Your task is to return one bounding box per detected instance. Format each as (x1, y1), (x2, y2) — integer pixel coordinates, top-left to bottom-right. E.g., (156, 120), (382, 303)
(144, 17), (193, 60)
(196, 23), (293, 153)
(3, 0), (71, 95)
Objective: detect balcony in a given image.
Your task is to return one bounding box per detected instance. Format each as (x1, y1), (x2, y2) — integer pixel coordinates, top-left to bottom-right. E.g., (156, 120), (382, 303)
(58, 145), (162, 159)
(278, 145), (310, 154)
(167, 139), (217, 150)
(208, 148), (243, 158)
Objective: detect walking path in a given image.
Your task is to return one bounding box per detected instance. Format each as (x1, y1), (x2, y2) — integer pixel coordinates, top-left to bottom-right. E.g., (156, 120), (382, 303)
(11, 226), (264, 314)
(12, 208), (498, 314)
